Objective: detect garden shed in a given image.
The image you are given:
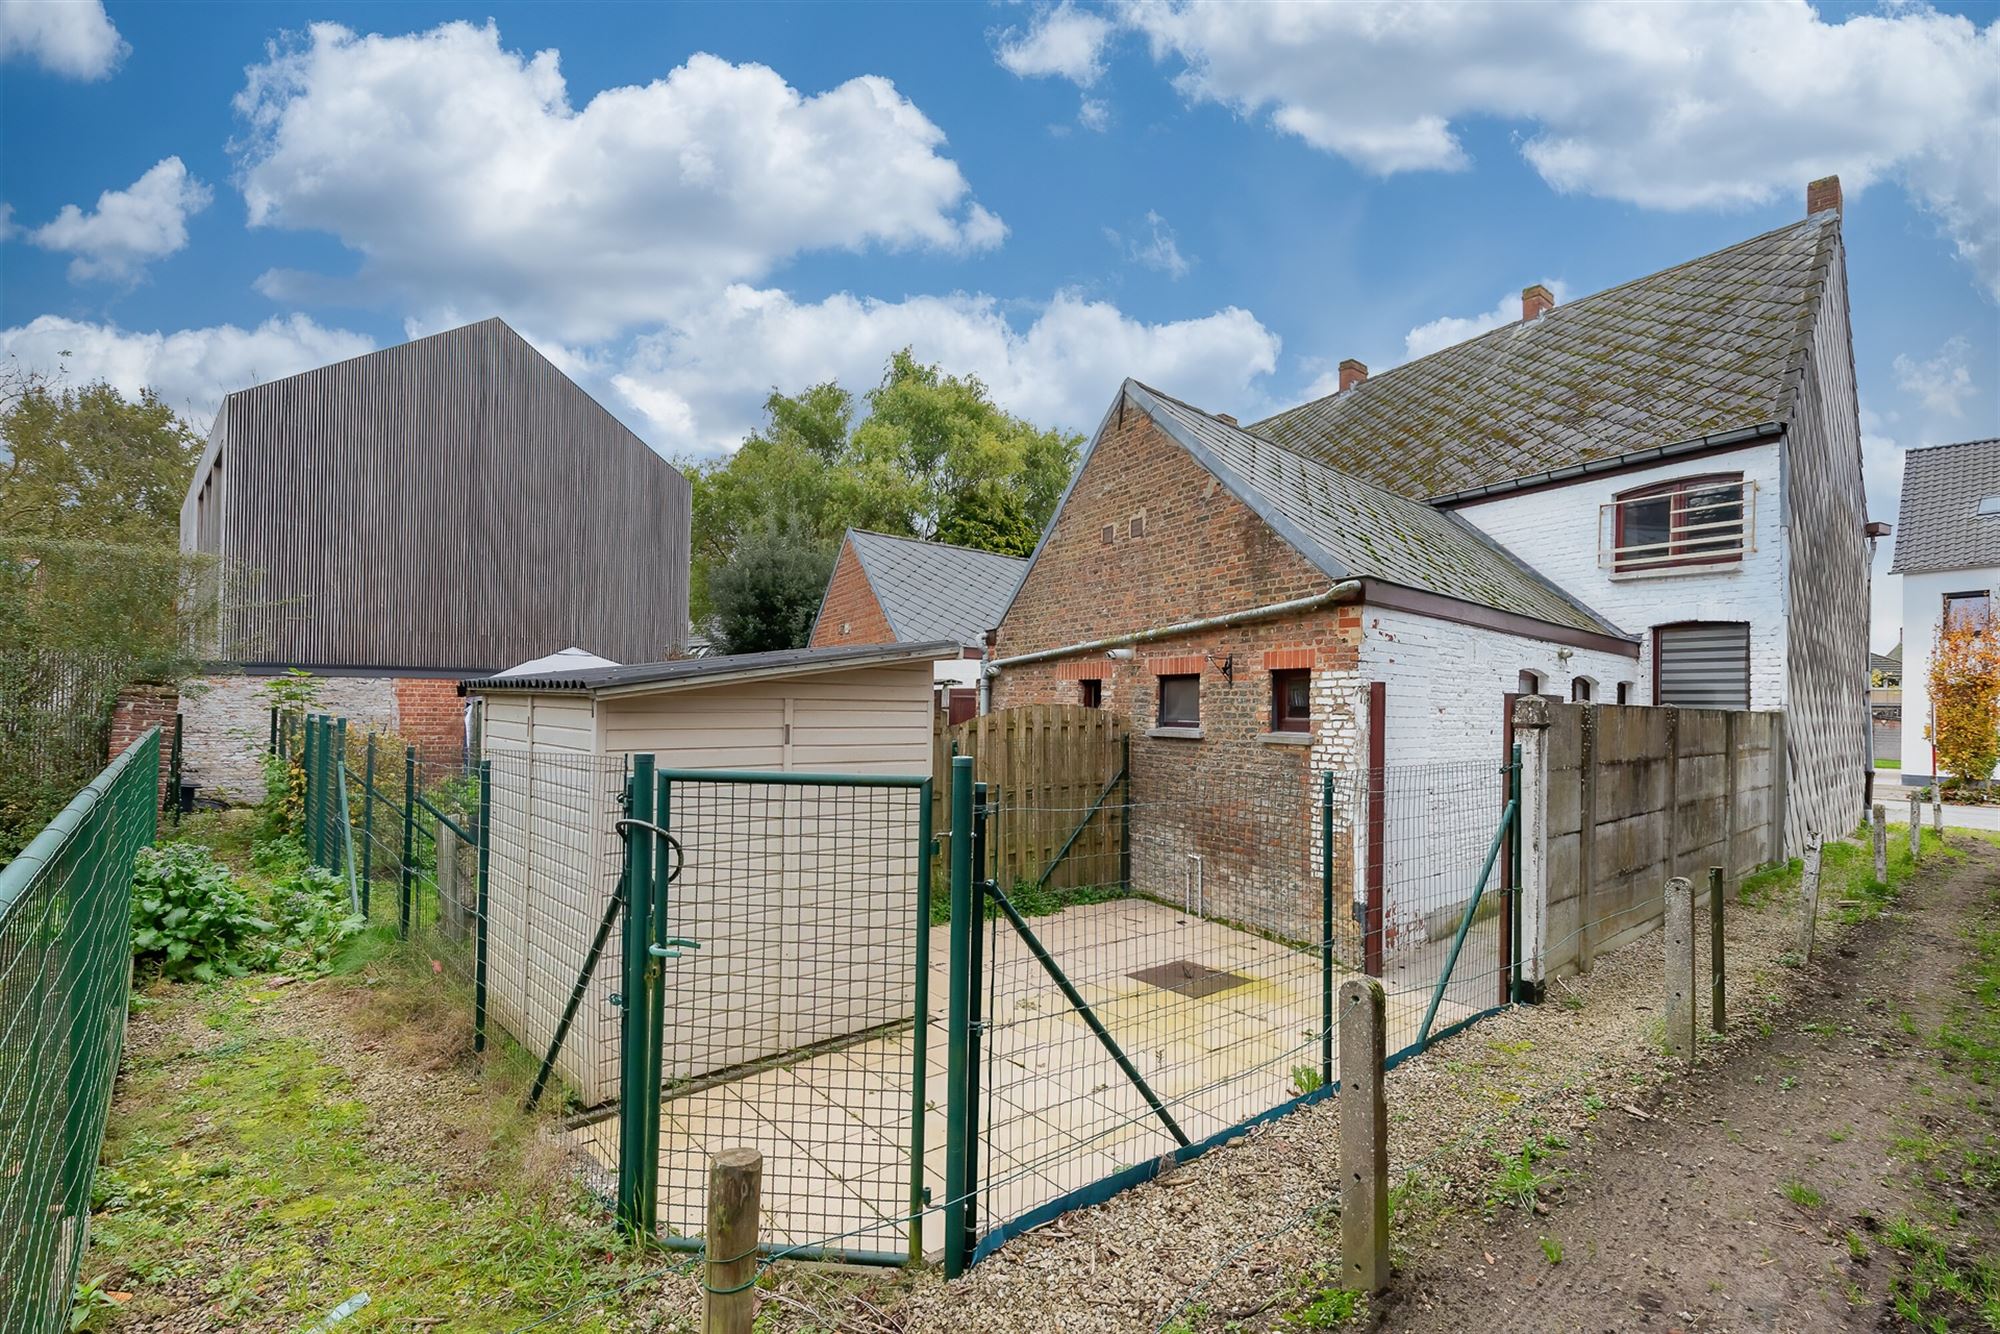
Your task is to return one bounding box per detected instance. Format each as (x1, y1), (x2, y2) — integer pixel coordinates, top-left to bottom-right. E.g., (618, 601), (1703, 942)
(461, 640), (952, 1107)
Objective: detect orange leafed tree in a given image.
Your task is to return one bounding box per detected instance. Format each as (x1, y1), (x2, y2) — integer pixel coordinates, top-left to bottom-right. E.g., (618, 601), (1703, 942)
(1927, 612), (2000, 789)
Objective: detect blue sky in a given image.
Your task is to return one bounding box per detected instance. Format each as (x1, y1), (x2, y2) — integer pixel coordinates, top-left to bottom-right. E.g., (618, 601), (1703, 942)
(3, 1), (1996, 648)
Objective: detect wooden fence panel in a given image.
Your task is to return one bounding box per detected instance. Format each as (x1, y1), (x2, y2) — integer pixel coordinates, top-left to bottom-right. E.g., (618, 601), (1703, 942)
(931, 704), (1128, 892)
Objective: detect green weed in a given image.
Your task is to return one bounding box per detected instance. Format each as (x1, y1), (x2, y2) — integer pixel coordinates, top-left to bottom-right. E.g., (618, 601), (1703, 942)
(1780, 1179), (1823, 1209)
(1538, 1235), (1563, 1265)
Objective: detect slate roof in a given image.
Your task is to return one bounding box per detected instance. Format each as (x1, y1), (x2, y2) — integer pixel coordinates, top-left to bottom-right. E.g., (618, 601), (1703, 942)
(841, 529), (1028, 645)
(1888, 439), (2000, 576)
(461, 639), (955, 695)
(1127, 382), (1628, 639)
(1248, 213), (1839, 499)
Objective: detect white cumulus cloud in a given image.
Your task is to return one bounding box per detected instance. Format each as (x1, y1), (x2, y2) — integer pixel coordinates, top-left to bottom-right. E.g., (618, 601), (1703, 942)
(1105, 210), (1191, 279)
(1400, 282), (1568, 363)
(0, 0), (126, 80)
(1119, 1), (2000, 298)
(28, 157), (212, 282)
(612, 285), (1280, 454)
(0, 314), (375, 426)
(230, 21), (1006, 342)
(995, 3), (1115, 85)
(1892, 336), (1977, 419)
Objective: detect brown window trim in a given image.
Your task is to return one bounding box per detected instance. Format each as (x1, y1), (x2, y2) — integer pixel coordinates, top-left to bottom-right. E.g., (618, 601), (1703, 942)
(1079, 678), (1103, 708)
(1943, 590), (1993, 629)
(1612, 472), (1746, 573)
(1271, 668), (1311, 732)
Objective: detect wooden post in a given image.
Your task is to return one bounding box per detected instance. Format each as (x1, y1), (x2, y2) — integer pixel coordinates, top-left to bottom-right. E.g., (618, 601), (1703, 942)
(1663, 876), (1694, 1062)
(703, 1147), (763, 1334)
(1871, 804), (1887, 884)
(1797, 832), (1824, 962)
(1339, 977), (1389, 1295)
(1707, 865), (1725, 1034)
(1907, 793), (1921, 862)
(1932, 788), (1944, 842)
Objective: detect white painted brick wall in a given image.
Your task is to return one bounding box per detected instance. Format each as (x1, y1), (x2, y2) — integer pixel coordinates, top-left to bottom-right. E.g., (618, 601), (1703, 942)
(181, 673), (401, 802)
(1357, 609), (1640, 762)
(1899, 566), (2000, 780)
(1450, 443), (1789, 709)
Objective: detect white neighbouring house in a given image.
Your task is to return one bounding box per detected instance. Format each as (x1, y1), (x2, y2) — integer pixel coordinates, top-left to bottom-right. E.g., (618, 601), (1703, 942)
(993, 178), (1876, 879)
(1892, 438), (2000, 784)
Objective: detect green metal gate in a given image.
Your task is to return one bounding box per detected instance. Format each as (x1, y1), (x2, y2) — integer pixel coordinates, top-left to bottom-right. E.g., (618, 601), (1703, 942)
(614, 762), (935, 1267)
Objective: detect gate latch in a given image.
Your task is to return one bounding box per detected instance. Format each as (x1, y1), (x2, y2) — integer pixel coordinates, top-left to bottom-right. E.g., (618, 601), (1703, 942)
(650, 936), (702, 960)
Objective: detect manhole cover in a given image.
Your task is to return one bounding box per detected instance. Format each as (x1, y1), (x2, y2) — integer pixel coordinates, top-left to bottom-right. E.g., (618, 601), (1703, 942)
(1127, 960), (1251, 999)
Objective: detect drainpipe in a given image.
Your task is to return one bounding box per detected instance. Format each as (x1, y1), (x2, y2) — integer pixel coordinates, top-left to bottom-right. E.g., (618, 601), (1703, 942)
(985, 581), (1363, 674)
(978, 629), (996, 715)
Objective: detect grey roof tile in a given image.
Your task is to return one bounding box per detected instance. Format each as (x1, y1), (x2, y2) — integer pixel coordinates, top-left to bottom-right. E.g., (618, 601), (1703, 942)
(1888, 439), (2000, 575)
(1128, 383), (1627, 639)
(846, 530), (1028, 645)
(1249, 214), (1837, 498)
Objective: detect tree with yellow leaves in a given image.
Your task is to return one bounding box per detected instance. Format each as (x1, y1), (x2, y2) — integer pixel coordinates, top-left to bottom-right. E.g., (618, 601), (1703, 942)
(1926, 609), (2000, 791)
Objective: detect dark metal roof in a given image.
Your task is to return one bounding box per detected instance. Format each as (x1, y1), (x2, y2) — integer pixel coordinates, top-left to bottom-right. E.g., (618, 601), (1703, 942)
(1248, 213), (1840, 499)
(460, 639), (956, 696)
(843, 529), (1026, 644)
(1888, 438), (2000, 575)
(1128, 382), (1630, 640)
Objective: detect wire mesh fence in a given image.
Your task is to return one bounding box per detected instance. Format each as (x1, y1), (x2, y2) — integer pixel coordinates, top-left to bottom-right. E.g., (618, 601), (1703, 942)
(614, 771), (933, 1265)
(954, 753), (1518, 1266)
(0, 729), (159, 1334)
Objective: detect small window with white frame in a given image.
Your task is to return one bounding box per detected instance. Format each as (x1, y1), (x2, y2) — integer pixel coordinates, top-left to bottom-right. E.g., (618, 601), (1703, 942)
(1602, 474), (1753, 573)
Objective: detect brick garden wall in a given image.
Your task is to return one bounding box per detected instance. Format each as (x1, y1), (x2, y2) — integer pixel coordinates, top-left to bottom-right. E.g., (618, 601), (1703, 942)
(808, 539), (896, 647)
(108, 683), (177, 810)
(394, 677), (467, 772)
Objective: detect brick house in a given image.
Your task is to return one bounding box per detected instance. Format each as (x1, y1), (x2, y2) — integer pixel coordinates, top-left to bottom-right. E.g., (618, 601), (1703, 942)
(808, 529), (1026, 722)
(989, 182), (1872, 946)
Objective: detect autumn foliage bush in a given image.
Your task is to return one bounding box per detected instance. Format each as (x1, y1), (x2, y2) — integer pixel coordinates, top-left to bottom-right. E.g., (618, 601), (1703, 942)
(1926, 614), (2000, 790)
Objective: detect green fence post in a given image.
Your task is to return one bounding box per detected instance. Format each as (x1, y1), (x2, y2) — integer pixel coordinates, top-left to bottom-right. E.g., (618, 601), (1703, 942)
(943, 755), (975, 1277)
(1321, 770), (1335, 1088)
(473, 758), (493, 1053)
(360, 735), (376, 918)
(908, 777), (934, 1266)
(616, 754), (657, 1237)
(399, 745), (416, 939)
(1508, 742), (1524, 1004)
(168, 712), (183, 826)
(303, 715), (318, 865)
(640, 772), (672, 1222)
(333, 717), (348, 874)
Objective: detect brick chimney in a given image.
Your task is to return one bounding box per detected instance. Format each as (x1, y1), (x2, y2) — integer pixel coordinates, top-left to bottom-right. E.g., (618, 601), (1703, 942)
(1338, 358), (1367, 393)
(1807, 175), (1842, 216)
(1522, 284), (1555, 321)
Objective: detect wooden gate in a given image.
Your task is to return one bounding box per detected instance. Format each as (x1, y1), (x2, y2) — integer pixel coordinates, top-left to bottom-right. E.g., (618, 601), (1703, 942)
(931, 704), (1129, 893)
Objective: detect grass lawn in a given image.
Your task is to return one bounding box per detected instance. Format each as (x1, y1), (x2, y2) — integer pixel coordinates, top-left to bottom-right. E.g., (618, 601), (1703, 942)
(1876, 758), (1902, 769)
(80, 810), (682, 1333)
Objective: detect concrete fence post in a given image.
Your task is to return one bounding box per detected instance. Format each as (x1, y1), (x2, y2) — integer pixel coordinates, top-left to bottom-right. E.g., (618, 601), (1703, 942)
(1871, 804), (1887, 884)
(1339, 976), (1389, 1296)
(704, 1147), (763, 1334)
(1663, 876), (1695, 1062)
(1932, 788), (1944, 842)
(1511, 696), (1551, 999)
(1797, 832), (1825, 963)
(1908, 793), (1921, 862)
(1708, 865), (1725, 1035)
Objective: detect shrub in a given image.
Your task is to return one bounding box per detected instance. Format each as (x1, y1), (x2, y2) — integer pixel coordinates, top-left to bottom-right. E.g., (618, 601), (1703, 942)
(265, 864), (363, 976)
(1926, 614), (2000, 790)
(130, 844), (270, 982)
(256, 750), (304, 843)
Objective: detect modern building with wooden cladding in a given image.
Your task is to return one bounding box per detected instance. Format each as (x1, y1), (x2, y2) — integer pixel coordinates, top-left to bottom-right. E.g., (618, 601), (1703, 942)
(176, 317), (690, 795)
(181, 317), (690, 673)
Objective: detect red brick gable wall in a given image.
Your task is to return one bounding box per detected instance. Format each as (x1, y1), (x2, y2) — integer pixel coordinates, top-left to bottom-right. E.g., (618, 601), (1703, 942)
(994, 397), (1331, 663)
(809, 538), (897, 647)
(990, 394), (1364, 941)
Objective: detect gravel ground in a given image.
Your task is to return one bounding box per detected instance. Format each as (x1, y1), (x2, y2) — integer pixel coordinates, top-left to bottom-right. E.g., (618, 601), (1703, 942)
(613, 836), (1897, 1333)
(104, 832), (1907, 1334)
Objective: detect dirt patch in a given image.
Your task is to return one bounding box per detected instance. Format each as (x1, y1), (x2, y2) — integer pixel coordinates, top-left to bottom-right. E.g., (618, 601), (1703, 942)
(1379, 838), (2000, 1332)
